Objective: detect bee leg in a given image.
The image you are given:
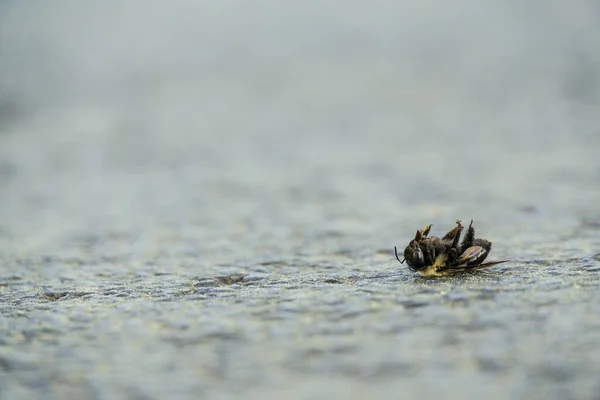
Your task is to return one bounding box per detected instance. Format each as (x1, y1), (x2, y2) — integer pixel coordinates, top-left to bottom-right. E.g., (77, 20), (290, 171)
(442, 221), (463, 264)
(459, 219), (475, 254)
(442, 220), (463, 241)
(421, 224), (432, 237)
(413, 229), (422, 242)
(414, 224), (432, 241)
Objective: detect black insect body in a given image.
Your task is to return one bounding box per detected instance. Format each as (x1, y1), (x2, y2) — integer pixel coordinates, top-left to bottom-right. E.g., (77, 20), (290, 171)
(394, 220), (506, 277)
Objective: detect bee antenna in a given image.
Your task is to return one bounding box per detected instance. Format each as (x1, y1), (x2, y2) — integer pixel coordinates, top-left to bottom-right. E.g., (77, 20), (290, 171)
(394, 246), (405, 264)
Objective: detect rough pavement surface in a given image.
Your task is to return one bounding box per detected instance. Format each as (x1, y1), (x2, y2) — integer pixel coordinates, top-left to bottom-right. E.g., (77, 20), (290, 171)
(1, 2), (600, 399)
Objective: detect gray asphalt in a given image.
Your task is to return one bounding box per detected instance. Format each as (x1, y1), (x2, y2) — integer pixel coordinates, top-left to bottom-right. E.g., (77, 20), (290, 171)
(1, 1), (600, 399)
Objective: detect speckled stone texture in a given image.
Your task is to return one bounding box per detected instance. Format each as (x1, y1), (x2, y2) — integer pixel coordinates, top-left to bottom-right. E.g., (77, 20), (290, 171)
(1, 1), (600, 399)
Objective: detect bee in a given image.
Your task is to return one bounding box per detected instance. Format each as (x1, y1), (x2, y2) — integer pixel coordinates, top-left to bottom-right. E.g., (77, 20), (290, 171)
(394, 220), (506, 277)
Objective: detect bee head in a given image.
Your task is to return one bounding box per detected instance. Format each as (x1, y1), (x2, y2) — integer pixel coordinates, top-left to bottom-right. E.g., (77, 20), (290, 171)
(404, 240), (426, 271)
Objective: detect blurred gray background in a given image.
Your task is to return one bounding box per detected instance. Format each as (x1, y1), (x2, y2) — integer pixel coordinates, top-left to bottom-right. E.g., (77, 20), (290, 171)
(1, 1), (600, 399)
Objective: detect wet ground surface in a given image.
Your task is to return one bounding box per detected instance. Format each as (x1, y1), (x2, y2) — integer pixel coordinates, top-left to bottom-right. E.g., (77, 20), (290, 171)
(2, 1), (600, 399)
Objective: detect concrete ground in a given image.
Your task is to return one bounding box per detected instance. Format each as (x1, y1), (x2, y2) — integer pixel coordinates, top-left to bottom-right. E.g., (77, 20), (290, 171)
(1, 1), (600, 399)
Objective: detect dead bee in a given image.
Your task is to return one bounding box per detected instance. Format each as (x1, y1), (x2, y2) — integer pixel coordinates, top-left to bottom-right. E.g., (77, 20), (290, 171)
(394, 220), (506, 277)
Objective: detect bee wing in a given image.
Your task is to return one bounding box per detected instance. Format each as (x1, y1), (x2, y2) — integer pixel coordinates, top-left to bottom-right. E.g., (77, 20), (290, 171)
(456, 246), (488, 266)
(474, 260), (508, 268)
(442, 259), (508, 275)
